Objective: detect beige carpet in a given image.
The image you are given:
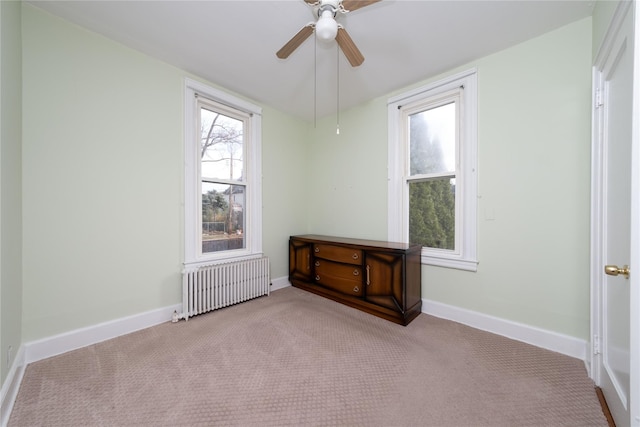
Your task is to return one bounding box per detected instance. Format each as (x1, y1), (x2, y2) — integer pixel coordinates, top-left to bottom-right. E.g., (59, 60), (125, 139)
(9, 286), (607, 426)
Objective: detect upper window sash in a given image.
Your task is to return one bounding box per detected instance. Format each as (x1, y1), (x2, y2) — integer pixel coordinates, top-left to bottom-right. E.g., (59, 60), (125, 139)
(197, 97), (249, 186)
(404, 91), (461, 177)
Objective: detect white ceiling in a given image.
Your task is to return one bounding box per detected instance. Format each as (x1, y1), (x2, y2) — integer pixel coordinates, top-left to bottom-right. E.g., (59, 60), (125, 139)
(27, 0), (595, 121)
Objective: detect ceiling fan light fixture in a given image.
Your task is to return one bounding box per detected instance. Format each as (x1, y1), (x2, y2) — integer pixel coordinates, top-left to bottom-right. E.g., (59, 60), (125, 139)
(315, 9), (338, 42)
(277, 0), (378, 65)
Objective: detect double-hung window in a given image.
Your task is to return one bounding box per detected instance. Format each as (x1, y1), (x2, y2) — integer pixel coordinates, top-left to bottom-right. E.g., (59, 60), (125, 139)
(388, 69), (478, 271)
(184, 79), (262, 266)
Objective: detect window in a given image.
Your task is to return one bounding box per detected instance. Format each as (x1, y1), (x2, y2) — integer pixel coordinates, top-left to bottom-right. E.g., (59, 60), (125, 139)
(388, 69), (478, 271)
(184, 79), (262, 266)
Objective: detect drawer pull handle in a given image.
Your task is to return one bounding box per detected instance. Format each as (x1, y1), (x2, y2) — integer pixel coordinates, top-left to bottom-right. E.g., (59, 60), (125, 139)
(353, 269), (359, 276)
(315, 261), (320, 267)
(352, 253), (359, 260)
(353, 286), (360, 293)
(315, 275), (320, 281)
(366, 265), (370, 285)
(315, 247), (320, 253)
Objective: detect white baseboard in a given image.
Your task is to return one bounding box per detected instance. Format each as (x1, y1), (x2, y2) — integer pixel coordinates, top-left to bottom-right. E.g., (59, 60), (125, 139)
(422, 299), (589, 361)
(270, 281), (588, 360)
(270, 281), (587, 360)
(271, 275), (291, 292)
(24, 303), (182, 365)
(1, 344), (25, 427)
(23, 293), (585, 364)
(22, 278), (292, 365)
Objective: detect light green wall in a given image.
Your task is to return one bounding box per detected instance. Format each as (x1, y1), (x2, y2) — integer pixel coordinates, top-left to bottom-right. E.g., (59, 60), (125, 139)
(308, 18), (593, 339)
(435, 17), (593, 338)
(308, 99), (389, 240)
(1, 0), (23, 384)
(18, 4), (594, 347)
(22, 5), (182, 340)
(21, 5), (307, 341)
(262, 106), (310, 272)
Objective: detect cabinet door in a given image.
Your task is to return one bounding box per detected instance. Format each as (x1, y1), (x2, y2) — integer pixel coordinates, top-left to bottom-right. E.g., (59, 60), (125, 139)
(364, 252), (404, 312)
(289, 239), (312, 281)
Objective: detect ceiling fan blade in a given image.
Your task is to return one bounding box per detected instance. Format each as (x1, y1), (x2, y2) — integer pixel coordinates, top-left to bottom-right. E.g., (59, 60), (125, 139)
(304, 0), (318, 4)
(276, 25), (314, 59)
(341, 0), (381, 12)
(336, 27), (364, 67)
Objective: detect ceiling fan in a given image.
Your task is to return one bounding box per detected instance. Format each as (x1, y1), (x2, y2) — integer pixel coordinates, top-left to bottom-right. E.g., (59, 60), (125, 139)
(276, 0), (381, 67)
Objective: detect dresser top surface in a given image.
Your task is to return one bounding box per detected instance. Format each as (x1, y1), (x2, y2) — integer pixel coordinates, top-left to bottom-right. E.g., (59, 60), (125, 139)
(291, 235), (421, 252)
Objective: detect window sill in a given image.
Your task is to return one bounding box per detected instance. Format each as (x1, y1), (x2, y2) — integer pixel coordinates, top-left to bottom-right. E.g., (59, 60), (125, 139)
(421, 254), (478, 272)
(183, 252), (264, 271)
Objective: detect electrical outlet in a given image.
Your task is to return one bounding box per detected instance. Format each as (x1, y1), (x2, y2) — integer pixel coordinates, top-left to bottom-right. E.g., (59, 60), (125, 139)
(7, 346), (13, 369)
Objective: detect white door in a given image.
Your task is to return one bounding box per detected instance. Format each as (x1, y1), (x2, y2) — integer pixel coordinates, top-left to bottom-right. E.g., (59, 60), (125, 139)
(592, 2), (638, 427)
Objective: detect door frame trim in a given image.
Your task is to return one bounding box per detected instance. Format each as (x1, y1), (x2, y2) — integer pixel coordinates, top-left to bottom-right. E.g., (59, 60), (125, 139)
(631, 3), (640, 425)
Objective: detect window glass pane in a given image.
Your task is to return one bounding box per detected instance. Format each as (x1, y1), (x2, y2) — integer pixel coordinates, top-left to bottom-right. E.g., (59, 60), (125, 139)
(200, 107), (244, 181)
(409, 102), (456, 175)
(409, 178), (455, 250)
(201, 182), (245, 253)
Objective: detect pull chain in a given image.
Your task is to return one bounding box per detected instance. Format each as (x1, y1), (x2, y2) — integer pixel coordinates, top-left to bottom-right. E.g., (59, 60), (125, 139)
(314, 37), (317, 128)
(336, 44), (340, 135)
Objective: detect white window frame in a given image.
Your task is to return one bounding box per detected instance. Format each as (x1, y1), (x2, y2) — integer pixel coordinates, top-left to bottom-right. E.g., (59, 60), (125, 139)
(184, 78), (262, 268)
(388, 69), (478, 271)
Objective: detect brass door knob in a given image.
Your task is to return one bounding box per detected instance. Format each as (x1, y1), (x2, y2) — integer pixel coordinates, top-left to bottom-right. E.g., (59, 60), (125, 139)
(604, 264), (630, 279)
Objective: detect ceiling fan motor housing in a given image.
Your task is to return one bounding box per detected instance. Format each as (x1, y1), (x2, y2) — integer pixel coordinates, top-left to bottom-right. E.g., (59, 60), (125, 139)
(317, 0), (341, 15)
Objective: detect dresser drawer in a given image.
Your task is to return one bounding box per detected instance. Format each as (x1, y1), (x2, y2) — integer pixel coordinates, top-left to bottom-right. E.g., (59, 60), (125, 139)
(314, 260), (363, 296)
(313, 243), (362, 265)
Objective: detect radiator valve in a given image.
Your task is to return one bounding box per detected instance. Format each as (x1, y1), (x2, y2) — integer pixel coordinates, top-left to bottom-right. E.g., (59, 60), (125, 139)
(172, 310), (179, 323)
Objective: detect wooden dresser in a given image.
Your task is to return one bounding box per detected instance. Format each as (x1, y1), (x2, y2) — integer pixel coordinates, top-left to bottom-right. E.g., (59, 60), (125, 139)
(289, 235), (422, 325)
